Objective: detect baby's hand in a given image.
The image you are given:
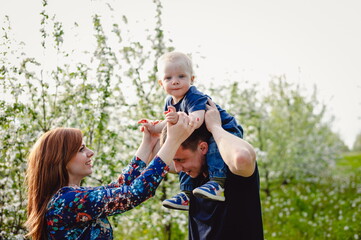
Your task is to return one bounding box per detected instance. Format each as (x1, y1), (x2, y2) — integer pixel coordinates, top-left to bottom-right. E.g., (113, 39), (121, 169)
(164, 106), (178, 125)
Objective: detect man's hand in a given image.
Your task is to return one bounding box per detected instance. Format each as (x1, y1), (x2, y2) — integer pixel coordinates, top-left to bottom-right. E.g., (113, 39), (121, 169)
(205, 98), (256, 177)
(204, 98), (222, 133)
(156, 112), (198, 166)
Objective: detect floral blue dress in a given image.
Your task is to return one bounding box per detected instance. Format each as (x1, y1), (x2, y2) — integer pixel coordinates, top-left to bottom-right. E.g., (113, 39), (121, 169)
(46, 156), (169, 239)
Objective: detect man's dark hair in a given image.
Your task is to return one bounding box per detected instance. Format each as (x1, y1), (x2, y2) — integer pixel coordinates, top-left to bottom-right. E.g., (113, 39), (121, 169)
(161, 123), (211, 151)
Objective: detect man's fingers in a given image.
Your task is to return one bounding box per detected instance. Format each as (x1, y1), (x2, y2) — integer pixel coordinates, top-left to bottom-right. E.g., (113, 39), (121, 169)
(207, 98), (216, 108)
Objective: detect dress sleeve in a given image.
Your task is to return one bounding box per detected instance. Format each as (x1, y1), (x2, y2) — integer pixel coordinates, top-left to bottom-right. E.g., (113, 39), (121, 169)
(107, 156), (147, 188)
(47, 156), (169, 226)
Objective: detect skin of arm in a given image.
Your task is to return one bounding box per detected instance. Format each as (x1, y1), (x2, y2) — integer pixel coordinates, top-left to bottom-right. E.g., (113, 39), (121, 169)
(138, 112), (197, 167)
(188, 110), (205, 129)
(157, 112), (197, 166)
(205, 99), (257, 177)
(135, 126), (161, 165)
(138, 106), (200, 171)
(153, 120), (167, 133)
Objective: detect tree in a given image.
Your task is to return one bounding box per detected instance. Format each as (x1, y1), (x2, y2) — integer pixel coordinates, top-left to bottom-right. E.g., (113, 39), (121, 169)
(353, 132), (361, 152)
(208, 76), (346, 196)
(0, 0), (350, 239)
(0, 0), (187, 239)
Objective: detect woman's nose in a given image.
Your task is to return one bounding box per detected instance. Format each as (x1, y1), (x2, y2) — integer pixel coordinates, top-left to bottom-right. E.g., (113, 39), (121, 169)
(87, 149), (94, 157)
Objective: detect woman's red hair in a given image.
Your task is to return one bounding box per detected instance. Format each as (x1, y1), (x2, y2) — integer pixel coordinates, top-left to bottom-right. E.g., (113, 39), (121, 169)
(25, 128), (83, 240)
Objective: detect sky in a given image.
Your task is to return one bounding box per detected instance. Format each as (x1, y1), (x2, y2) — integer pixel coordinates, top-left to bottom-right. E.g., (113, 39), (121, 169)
(1, 0), (361, 148)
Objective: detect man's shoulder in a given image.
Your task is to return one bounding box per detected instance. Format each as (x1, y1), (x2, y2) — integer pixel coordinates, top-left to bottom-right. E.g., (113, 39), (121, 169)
(227, 163), (259, 181)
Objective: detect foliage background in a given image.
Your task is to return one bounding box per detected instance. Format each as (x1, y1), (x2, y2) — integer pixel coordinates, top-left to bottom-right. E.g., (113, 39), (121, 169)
(1, 1), (360, 239)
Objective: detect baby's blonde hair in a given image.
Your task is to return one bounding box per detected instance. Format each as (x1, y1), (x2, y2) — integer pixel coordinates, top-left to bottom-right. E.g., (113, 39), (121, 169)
(157, 51), (194, 77)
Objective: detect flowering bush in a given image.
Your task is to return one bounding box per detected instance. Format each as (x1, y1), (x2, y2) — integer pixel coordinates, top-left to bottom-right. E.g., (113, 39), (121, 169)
(1, 1), (358, 239)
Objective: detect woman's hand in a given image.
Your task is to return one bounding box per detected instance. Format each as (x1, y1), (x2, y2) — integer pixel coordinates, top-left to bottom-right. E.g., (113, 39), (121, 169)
(140, 122), (160, 149)
(138, 119), (163, 136)
(136, 120), (161, 163)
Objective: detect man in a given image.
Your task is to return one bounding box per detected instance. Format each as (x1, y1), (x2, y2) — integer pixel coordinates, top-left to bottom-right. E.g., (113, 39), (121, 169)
(162, 99), (264, 239)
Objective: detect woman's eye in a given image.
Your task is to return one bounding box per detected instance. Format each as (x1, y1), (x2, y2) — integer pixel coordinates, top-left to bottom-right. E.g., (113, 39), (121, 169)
(79, 147), (85, 152)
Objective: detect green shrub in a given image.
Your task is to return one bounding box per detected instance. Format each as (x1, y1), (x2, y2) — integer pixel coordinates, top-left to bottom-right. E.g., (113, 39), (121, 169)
(262, 154), (361, 240)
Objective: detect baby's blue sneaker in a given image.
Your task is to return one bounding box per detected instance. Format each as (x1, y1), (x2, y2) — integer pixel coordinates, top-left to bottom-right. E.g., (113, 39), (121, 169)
(192, 181), (225, 201)
(162, 192), (190, 211)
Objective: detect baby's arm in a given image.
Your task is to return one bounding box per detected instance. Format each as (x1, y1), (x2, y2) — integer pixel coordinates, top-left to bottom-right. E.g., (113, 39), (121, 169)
(138, 105), (182, 134)
(189, 110), (205, 129)
(165, 106), (204, 129)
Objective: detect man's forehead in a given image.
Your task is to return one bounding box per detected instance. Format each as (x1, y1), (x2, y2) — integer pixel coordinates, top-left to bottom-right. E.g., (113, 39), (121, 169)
(174, 148), (193, 159)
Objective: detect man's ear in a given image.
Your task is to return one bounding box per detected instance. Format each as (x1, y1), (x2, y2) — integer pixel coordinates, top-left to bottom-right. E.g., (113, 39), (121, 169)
(199, 141), (208, 155)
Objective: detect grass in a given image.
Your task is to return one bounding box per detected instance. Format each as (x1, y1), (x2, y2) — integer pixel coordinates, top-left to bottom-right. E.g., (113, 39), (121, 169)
(262, 152), (361, 240)
(336, 151), (361, 169)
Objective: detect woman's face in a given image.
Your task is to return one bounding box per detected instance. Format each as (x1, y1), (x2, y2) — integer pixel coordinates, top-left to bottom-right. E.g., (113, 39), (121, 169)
(66, 142), (94, 182)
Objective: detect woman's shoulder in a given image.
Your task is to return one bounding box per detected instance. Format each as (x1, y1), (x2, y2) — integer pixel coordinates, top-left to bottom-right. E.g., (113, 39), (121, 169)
(49, 186), (87, 206)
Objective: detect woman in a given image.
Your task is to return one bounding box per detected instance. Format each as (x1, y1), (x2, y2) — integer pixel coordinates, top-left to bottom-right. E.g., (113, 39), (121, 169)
(25, 113), (196, 239)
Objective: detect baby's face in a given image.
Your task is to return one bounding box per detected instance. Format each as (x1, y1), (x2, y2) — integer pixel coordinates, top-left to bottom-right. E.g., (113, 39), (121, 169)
(158, 60), (194, 104)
